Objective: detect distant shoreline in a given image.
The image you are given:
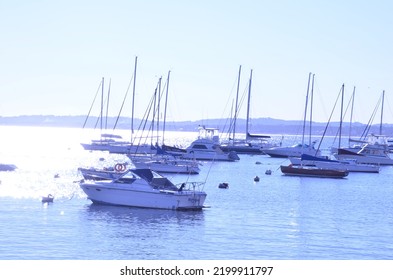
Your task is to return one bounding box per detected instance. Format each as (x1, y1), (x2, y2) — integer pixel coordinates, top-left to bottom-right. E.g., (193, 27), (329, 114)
(1, 115), (393, 137)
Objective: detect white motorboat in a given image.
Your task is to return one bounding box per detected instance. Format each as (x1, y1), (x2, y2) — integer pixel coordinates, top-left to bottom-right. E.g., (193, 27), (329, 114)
(181, 126), (240, 161)
(79, 168), (207, 210)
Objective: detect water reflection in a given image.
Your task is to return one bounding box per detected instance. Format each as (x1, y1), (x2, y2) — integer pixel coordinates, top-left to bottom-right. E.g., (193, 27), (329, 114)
(84, 203), (205, 225)
(79, 204), (206, 259)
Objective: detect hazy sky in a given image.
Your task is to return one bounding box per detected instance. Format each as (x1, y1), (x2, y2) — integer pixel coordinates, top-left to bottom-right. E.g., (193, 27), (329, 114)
(1, 0), (393, 124)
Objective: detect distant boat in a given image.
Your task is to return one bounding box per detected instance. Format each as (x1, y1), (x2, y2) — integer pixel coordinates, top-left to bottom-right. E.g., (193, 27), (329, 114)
(290, 154), (380, 173)
(41, 194), (54, 203)
(81, 134), (156, 154)
(0, 163), (17, 172)
(78, 164), (127, 181)
(280, 165), (349, 179)
(263, 141), (321, 158)
(334, 142), (393, 165)
(181, 126), (240, 161)
(264, 73), (320, 158)
(128, 154), (200, 174)
(220, 67), (276, 155)
(279, 73), (349, 179)
(79, 168), (207, 210)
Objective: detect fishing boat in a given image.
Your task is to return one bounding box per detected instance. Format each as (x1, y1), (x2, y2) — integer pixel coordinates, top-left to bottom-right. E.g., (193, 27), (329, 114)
(280, 164), (349, 178)
(79, 168), (207, 210)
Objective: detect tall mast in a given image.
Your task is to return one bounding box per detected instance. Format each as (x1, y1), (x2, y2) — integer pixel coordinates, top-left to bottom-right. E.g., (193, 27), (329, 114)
(232, 65), (241, 143)
(162, 70), (171, 144)
(156, 77), (162, 145)
(309, 74), (315, 146)
(100, 77), (104, 138)
(131, 56), (138, 139)
(246, 69), (253, 138)
(105, 78), (111, 130)
(301, 72), (312, 149)
(338, 84), (344, 149)
(380, 90), (385, 135)
(348, 86), (356, 146)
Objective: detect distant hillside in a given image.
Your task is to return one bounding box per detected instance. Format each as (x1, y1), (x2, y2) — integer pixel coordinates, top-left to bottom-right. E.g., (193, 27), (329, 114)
(1, 115), (393, 137)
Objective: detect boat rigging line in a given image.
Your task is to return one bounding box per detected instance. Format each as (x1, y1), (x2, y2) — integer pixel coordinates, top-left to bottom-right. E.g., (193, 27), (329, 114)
(82, 79), (103, 129)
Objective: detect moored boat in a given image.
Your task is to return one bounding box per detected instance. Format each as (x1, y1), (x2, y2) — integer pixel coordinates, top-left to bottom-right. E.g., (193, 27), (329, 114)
(280, 164), (349, 178)
(79, 168), (207, 210)
(181, 126), (240, 161)
(290, 154), (380, 173)
(78, 164), (128, 181)
(0, 163), (17, 172)
(128, 154), (200, 174)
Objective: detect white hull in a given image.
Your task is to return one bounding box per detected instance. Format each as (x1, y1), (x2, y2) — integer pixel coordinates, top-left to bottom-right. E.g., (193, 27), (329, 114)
(80, 181), (206, 210)
(183, 126), (240, 161)
(263, 146), (320, 158)
(81, 143), (155, 154)
(334, 154), (393, 165)
(78, 167), (126, 180)
(289, 157), (380, 173)
(132, 160), (200, 174)
(181, 150), (239, 161)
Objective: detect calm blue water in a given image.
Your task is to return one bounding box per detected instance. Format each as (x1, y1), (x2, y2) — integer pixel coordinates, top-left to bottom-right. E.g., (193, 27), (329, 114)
(1, 126), (393, 260)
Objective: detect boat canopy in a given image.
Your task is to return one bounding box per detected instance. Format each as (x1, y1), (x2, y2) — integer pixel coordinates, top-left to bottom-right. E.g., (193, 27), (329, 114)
(132, 169), (177, 190)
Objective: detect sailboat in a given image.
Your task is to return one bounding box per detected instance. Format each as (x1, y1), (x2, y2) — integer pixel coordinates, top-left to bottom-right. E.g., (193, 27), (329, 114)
(333, 90), (393, 165)
(265, 73), (321, 158)
(280, 73), (349, 179)
(220, 67), (276, 154)
(290, 84), (380, 173)
(80, 57), (157, 155)
(126, 72), (204, 172)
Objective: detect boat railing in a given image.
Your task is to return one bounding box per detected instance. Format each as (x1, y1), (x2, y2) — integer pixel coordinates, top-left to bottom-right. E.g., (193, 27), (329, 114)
(175, 182), (205, 192)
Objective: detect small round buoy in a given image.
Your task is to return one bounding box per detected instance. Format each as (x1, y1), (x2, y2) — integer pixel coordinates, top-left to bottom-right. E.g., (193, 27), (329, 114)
(265, 169), (272, 175)
(254, 176), (260, 182)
